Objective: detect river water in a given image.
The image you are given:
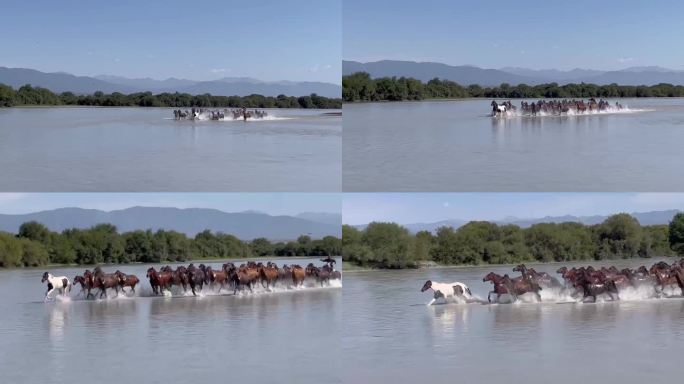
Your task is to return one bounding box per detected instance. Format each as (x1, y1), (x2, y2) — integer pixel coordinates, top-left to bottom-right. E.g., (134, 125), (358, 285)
(342, 259), (684, 383)
(343, 98), (684, 191)
(0, 107), (341, 191)
(0, 257), (341, 384)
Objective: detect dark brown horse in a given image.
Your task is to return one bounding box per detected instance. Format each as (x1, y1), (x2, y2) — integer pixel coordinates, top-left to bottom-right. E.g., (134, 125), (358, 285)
(574, 269), (619, 302)
(483, 272), (514, 303)
(312, 265), (332, 287)
(186, 264), (205, 296)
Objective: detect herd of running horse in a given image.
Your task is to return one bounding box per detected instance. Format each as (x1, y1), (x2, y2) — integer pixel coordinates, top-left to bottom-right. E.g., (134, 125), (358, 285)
(40, 258), (340, 301)
(173, 107), (269, 121)
(491, 98), (624, 116)
(422, 259), (684, 304)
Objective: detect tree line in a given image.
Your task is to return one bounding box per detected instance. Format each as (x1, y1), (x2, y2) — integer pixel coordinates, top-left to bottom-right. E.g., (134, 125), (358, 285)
(0, 221), (342, 268)
(0, 84), (342, 109)
(343, 213), (684, 269)
(342, 72), (684, 102)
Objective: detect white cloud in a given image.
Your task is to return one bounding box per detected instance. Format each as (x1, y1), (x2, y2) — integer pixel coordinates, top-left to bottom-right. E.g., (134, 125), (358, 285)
(210, 68), (229, 74)
(617, 57), (634, 63)
(114, 58), (121, 62)
(443, 202), (450, 208)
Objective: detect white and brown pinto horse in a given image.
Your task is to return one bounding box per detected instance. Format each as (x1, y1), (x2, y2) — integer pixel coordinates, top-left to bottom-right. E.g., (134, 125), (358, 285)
(41, 272), (72, 302)
(421, 280), (474, 305)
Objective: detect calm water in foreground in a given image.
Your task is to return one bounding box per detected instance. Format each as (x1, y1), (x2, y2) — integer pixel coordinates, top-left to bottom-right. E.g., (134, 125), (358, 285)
(0, 108), (341, 191)
(343, 259), (684, 384)
(0, 257), (341, 384)
(343, 98), (684, 191)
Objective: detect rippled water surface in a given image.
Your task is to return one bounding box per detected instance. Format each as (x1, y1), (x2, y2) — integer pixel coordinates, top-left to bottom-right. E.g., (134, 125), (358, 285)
(342, 259), (684, 384)
(0, 108), (341, 191)
(0, 257), (341, 384)
(343, 98), (684, 191)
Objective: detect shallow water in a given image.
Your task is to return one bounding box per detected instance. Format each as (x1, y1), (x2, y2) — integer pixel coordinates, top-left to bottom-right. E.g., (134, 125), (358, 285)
(0, 107), (341, 191)
(0, 257), (341, 384)
(342, 259), (684, 384)
(343, 98), (684, 191)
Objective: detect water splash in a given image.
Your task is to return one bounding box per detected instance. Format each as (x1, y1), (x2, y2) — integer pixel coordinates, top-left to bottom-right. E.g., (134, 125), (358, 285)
(493, 106), (654, 119)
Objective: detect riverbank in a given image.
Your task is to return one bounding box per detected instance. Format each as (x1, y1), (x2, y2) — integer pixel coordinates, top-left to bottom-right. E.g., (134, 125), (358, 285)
(2, 255), (340, 271)
(343, 72), (684, 102)
(342, 256), (683, 273)
(0, 83), (342, 109)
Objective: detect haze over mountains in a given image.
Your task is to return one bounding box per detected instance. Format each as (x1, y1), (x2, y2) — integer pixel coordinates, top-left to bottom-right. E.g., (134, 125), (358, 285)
(0, 207), (342, 240)
(343, 60), (684, 86)
(0, 67), (342, 98)
(354, 210), (681, 234)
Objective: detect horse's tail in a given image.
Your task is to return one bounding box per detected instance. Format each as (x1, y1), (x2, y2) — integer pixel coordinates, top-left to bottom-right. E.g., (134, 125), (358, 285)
(466, 287), (472, 296)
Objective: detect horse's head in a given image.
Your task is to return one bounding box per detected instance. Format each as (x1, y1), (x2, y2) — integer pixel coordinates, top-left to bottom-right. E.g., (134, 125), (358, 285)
(512, 264), (526, 273)
(556, 266), (567, 275)
(146, 267), (156, 278)
(420, 280), (432, 292)
(41, 272), (50, 283)
(483, 272), (497, 282)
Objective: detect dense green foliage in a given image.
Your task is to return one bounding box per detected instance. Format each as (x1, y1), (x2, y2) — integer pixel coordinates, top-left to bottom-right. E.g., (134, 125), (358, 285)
(0, 221), (341, 268)
(668, 213), (684, 255)
(0, 84), (342, 109)
(343, 214), (675, 269)
(342, 72), (684, 102)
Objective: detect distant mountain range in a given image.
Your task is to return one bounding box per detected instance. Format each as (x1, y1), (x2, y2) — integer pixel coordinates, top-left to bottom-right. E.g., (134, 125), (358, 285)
(354, 210), (681, 234)
(0, 207), (341, 240)
(0, 67), (342, 98)
(343, 60), (684, 86)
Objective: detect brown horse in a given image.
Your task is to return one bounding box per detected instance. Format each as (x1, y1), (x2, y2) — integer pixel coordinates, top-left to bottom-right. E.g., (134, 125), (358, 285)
(291, 265), (306, 287)
(233, 266), (259, 294)
(114, 271), (139, 293)
(147, 267), (174, 295)
(259, 263), (279, 290)
(483, 272), (514, 303)
(93, 269), (121, 299)
(206, 266), (229, 293)
(650, 263), (681, 297)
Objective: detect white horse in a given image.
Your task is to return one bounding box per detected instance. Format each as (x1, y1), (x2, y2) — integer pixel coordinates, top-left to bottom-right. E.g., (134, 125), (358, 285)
(41, 272), (72, 302)
(421, 280), (473, 305)
(491, 100), (507, 116)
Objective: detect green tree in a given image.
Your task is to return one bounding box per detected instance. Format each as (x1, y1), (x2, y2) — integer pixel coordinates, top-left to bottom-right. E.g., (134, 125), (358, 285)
(669, 213), (684, 255)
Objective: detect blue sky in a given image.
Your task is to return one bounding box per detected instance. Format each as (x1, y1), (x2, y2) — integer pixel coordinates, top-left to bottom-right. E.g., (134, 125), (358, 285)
(0, 193), (340, 215)
(344, 0), (684, 70)
(343, 193), (684, 225)
(0, 0), (341, 83)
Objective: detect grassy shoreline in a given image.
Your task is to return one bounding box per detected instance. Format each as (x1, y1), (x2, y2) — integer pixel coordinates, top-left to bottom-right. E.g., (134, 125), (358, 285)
(342, 256), (682, 273)
(2, 255), (339, 272)
(342, 96), (684, 105)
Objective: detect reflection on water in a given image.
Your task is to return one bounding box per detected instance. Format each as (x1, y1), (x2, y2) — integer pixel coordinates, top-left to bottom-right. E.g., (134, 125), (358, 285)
(344, 98), (684, 191)
(0, 107), (341, 191)
(0, 258), (341, 384)
(343, 260), (684, 383)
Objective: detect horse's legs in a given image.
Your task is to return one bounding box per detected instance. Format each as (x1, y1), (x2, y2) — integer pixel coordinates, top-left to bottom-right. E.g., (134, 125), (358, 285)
(45, 287), (55, 301)
(426, 298), (436, 306)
